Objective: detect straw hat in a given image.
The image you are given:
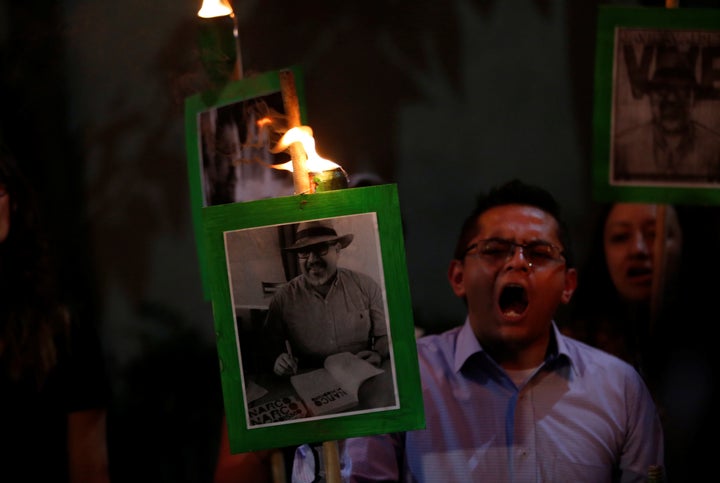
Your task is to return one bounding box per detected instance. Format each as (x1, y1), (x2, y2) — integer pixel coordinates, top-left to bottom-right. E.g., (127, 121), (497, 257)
(283, 220), (354, 251)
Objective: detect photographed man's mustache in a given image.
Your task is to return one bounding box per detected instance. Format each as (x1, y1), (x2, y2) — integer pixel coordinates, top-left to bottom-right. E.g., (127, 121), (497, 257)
(306, 260), (326, 270)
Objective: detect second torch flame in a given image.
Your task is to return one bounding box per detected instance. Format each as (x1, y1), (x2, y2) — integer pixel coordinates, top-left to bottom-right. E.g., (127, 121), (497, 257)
(271, 126), (349, 192)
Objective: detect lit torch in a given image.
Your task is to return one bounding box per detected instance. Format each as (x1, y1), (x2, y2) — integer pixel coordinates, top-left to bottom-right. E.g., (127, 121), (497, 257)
(271, 126), (349, 193)
(197, 0), (243, 83)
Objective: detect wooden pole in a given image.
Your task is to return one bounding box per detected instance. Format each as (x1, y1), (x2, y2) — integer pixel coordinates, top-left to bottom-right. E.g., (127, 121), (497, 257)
(649, 204), (668, 331)
(270, 450), (287, 483)
(279, 69), (311, 194)
(323, 440), (342, 483)
(279, 68), (342, 482)
(649, 0), (680, 328)
(230, 12), (243, 81)
(222, 12), (288, 483)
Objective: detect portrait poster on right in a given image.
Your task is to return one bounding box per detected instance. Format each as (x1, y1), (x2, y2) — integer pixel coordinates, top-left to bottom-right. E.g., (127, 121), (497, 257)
(593, 6), (720, 205)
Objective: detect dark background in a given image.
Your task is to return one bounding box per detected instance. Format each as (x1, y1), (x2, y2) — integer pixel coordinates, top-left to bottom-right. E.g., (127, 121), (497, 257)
(1, 0), (717, 481)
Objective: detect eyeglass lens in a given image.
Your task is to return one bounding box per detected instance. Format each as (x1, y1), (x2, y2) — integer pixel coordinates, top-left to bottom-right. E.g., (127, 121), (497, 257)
(466, 238), (562, 266)
(297, 244), (330, 259)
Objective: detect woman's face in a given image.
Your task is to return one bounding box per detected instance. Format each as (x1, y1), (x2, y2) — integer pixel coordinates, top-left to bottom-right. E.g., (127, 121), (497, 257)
(0, 183), (9, 243)
(603, 203), (682, 303)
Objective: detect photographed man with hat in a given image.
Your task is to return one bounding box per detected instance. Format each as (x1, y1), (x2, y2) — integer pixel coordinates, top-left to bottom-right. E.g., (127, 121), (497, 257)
(614, 45), (720, 184)
(263, 218), (389, 377)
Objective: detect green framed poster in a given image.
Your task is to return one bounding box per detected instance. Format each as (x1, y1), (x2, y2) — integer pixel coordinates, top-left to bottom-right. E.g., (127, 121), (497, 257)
(185, 66), (307, 299)
(593, 6), (720, 204)
(203, 184), (424, 453)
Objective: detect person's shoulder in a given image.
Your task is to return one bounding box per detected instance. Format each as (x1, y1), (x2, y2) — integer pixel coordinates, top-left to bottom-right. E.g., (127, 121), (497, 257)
(694, 121), (720, 137)
(268, 276), (304, 302)
(281, 274), (310, 290)
(339, 267), (379, 286)
(615, 122), (653, 144)
(416, 325), (462, 359)
(693, 121), (720, 146)
(339, 267), (369, 277)
(559, 332), (639, 376)
(417, 324), (462, 343)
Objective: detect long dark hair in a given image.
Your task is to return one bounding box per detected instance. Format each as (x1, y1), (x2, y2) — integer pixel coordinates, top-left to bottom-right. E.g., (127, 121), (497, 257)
(0, 147), (68, 387)
(564, 203), (650, 373)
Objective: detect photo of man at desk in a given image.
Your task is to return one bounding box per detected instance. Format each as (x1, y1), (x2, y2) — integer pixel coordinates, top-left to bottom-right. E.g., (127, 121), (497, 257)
(267, 218), (388, 375)
(243, 216), (397, 425)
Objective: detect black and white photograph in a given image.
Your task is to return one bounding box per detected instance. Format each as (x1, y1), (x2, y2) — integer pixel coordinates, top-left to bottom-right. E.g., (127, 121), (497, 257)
(185, 67), (307, 297)
(610, 27), (720, 186)
(224, 212), (399, 427)
(199, 90), (295, 207)
(203, 184), (422, 453)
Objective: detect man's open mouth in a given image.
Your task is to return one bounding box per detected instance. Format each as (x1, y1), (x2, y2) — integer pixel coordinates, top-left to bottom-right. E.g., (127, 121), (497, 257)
(499, 284), (528, 317)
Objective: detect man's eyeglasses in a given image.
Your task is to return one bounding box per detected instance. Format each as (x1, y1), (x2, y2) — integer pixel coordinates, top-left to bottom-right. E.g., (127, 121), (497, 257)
(297, 243), (333, 259)
(463, 238), (565, 267)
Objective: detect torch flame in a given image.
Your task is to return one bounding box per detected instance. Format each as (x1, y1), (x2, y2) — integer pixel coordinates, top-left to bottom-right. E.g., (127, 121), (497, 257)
(198, 0), (233, 18)
(272, 126), (342, 173)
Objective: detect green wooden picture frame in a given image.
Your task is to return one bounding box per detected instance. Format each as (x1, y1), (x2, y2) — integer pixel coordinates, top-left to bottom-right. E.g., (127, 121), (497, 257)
(185, 66), (307, 299)
(593, 6), (720, 204)
(203, 184), (424, 453)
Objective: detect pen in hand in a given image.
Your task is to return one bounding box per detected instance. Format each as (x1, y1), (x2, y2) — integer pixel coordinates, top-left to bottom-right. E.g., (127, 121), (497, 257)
(285, 340), (297, 374)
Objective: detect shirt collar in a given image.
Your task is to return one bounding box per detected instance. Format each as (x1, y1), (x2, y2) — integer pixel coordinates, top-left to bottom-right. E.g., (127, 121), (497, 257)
(453, 317), (574, 374)
(549, 322), (576, 373)
(454, 318), (481, 373)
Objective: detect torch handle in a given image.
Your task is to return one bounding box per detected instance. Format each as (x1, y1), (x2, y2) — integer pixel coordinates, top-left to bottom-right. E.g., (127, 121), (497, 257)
(323, 440), (342, 483)
(279, 69), (311, 194)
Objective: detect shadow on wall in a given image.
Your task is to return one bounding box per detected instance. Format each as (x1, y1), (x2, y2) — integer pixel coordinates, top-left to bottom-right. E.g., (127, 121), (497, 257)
(106, 301), (225, 483)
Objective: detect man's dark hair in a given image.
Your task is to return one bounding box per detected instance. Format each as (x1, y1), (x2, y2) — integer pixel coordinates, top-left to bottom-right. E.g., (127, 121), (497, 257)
(453, 179), (575, 267)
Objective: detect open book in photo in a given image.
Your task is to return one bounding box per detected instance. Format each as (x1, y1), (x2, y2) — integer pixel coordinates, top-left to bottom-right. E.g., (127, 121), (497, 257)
(290, 351), (385, 417)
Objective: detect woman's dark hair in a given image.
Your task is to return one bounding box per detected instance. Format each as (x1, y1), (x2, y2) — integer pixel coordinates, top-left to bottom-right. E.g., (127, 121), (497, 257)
(569, 203), (617, 311)
(563, 203), (648, 372)
(0, 147), (68, 387)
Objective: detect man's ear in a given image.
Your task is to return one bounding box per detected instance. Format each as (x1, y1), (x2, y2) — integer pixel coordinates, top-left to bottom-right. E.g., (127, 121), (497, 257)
(561, 267), (578, 304)
(447, 259), (466, 298)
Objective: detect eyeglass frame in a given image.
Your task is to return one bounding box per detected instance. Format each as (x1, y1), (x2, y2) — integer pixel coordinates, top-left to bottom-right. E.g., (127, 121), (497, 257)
(462, 237), (565, 267)
(296, 242), (337, 259)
